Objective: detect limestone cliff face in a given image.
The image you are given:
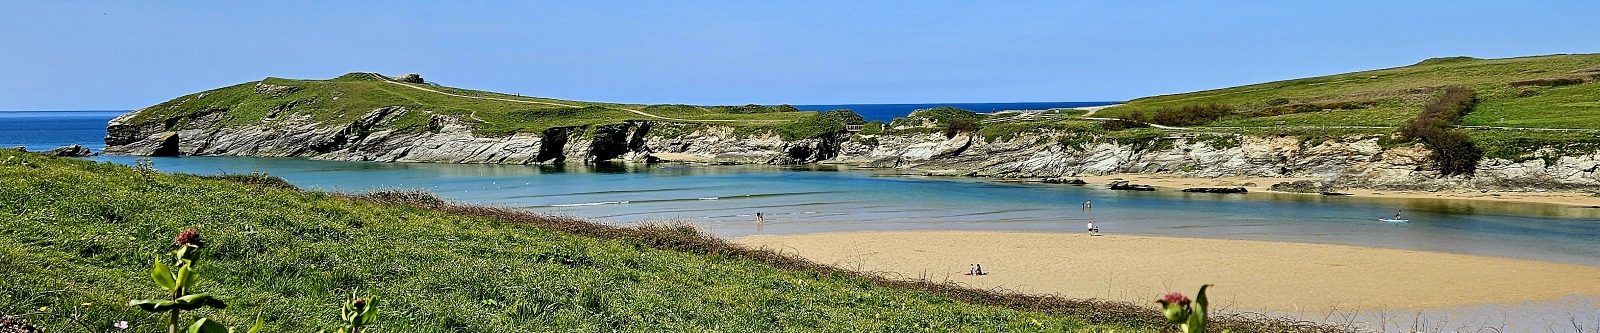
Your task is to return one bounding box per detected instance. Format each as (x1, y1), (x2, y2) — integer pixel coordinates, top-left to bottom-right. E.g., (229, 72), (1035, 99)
(105, 108), (1600, 191)
(103, 107), (847, 166)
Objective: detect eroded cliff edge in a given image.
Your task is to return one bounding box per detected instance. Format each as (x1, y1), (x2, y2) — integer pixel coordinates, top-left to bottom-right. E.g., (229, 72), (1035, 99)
(104, 104), (1600, 192)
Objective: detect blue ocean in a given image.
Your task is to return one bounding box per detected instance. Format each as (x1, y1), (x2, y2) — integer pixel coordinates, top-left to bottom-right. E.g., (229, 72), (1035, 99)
(794, 101), (1119, 121)
(0, 110), (125, 151)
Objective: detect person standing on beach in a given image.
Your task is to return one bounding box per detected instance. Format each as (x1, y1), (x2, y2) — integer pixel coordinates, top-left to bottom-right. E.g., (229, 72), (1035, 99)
(1087, 221), (1099, 235)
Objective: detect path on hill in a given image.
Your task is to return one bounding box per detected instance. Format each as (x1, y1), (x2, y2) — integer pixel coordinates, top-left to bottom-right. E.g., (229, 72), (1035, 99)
(365, 73), (747, 123)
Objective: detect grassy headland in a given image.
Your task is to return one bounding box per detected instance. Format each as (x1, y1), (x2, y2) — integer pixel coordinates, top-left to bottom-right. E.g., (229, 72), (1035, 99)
(0, 150), (1187, 332)
(1100, 54), (1600, 129)
(124, 73), (836, 138)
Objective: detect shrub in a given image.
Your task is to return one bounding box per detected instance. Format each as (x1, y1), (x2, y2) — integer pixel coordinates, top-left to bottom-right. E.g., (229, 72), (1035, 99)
(1426, 130), (1484, 175)
(1399, 86), (1483, 176)
(943, 117), (979, 138)
(1137, 104), (1233, 127)
(362, 189), (448, 209)
(1256, 100), (1375, 117)
(706, 104), (807, 114)
(198, 172), (297, 190)
(1507, 77), (1587, 88)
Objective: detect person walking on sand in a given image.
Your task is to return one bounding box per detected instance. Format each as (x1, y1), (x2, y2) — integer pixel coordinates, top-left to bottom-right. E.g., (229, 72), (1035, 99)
(1087, 221), (1100, 236)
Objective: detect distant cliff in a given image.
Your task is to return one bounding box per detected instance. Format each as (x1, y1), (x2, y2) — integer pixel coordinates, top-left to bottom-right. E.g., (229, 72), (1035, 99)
(107, 72), (1600, 192)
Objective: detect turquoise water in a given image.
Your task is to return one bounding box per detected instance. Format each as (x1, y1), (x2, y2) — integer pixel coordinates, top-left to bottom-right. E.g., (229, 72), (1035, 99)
(86, 155), (1600, 267)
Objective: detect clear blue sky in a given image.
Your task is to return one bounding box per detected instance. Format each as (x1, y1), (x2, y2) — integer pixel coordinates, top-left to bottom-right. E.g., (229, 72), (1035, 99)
(3, 1), (1597, 110)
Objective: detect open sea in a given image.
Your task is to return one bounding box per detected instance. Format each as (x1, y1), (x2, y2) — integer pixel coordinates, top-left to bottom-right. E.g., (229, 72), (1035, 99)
(794, 102), (1120, 121)
(5, 109), (1599, 328)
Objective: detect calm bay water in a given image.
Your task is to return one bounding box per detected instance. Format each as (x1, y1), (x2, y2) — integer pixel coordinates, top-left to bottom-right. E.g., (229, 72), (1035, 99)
(7, 110), (1600, 268)
(794, 101), (1120, 121)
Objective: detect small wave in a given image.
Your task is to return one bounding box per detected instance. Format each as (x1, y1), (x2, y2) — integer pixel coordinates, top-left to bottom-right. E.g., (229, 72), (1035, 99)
(699, 197), (719, 200)
(550, 200), (630, 207)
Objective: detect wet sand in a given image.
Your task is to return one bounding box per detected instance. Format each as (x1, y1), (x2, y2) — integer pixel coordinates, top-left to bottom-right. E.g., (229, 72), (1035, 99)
(738, 231), (1600, 313)
(1072, 174), (1600, 208)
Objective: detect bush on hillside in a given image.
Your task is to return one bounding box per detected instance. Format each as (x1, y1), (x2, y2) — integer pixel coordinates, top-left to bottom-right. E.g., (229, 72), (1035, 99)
(1256, 100), (1376, 117)
(709, 104), (799, 114)
(943, 117), (980, 138)
(1507, 77), (1587, 88)
(198, 172), (297, 190)
(1160, 104), (1232, 126)
(1400, 86), (1483, 176)
(1426, 130), (1484, 175)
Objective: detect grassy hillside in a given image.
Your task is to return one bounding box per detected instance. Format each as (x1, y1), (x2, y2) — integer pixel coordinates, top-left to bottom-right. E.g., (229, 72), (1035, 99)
(125, 73), (826, 137)
(0, 150), (1175, 332)
(1099, 54), (1600, 129)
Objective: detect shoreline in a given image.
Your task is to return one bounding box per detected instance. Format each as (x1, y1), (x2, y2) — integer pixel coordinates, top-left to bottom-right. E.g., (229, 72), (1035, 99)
(737, 230), (1600, 313)
(1065, 174), (1600, 208)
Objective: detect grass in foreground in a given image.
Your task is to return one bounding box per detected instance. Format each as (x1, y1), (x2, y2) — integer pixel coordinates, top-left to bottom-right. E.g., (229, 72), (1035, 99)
(0, 151), (1167, 332)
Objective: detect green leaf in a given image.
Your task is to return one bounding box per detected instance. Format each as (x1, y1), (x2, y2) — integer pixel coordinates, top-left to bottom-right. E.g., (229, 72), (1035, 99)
(246, 315), (264, 333)
(175, 293), (228, 310)
(127, 299), (179, 312)
(358, 297), (378, 325)
(187, 317), (229, 333)
(1187, 284), (1211, 333)
(177, 260), (198, 289)
(150, 256), (176, 291)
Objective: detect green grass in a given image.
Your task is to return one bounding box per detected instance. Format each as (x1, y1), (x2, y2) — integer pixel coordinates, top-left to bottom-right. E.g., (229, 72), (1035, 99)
(1101, 54), (1600, 128)
(0, 151), (1158, 332)
(125, 73), (828, 138)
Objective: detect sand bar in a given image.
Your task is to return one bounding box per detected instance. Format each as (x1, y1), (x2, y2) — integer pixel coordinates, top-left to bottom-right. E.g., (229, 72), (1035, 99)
(738, 231), (1600, 313)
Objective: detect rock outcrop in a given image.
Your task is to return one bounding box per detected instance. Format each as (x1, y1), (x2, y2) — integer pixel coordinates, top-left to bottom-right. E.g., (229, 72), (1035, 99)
(104, 107), (1600, 192)
(41, 144), (96, 157)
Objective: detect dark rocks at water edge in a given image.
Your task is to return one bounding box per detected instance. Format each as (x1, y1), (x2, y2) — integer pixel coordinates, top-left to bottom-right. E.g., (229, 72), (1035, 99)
(1042, 177), (1088, 185)
(1182, 187), (1247, 194)
(41, 144), (96, 157)
(1108, 180), (1155, 191)
(1268, 180), (1330, 193)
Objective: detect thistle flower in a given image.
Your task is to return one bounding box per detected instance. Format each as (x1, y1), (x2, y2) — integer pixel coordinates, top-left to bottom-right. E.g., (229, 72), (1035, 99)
(1158, 292), (1191, 306)
(173, 228), (203, 247)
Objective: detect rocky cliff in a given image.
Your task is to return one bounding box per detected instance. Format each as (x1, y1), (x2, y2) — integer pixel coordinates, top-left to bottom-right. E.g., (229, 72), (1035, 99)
(105, 105), (1600, 191)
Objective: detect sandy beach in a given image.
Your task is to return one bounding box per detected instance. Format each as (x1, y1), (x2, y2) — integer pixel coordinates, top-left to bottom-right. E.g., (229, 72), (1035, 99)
(738, 231), (1600, 313)
(1070, 174), (1600, 208)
